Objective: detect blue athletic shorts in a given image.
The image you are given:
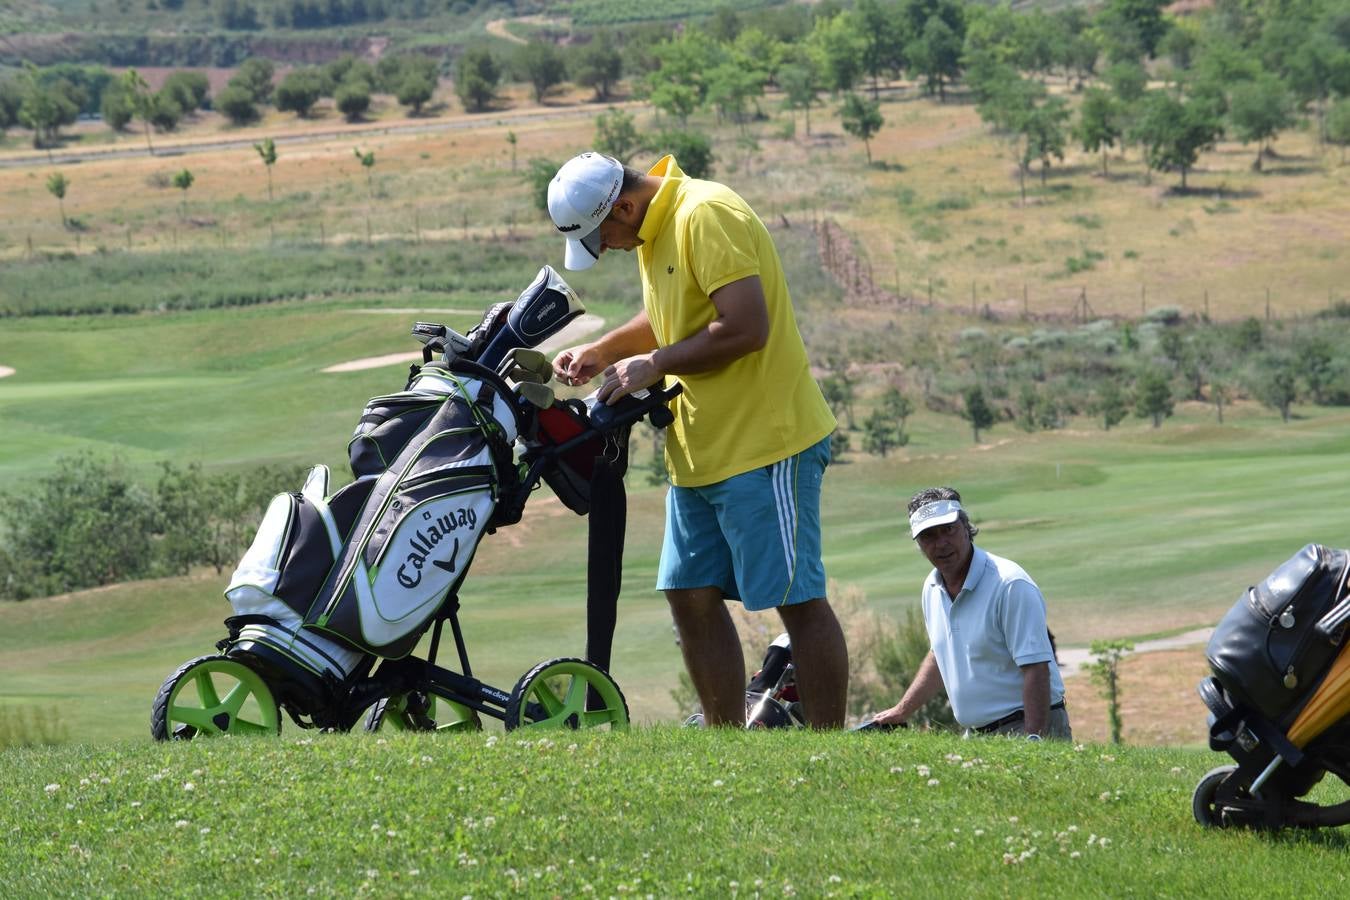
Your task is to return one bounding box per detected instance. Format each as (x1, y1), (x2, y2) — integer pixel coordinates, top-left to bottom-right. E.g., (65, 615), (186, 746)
(656, 436), (830, 611)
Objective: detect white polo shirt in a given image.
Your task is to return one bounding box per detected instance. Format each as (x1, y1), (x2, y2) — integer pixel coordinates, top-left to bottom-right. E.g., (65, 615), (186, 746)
(921, 546), (1065, 729)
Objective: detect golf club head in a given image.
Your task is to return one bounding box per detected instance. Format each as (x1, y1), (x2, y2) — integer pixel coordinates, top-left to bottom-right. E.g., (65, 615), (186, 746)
(516, 382), (556, 409)
(518, 349), (554, 383)
(499, 348), (553, 384)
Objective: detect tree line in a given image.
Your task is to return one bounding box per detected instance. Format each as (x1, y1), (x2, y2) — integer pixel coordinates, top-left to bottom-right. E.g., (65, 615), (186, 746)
(6, 0), (1349, 168)
(818, 304), (1350, 454)
(0, 53), (443, 148)
(0, 455), (304, 602)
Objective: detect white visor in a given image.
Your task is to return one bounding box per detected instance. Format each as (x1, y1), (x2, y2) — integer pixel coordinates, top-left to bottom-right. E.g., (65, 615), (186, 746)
(909, 499), (963, 538)
(564, 227), (604, 271)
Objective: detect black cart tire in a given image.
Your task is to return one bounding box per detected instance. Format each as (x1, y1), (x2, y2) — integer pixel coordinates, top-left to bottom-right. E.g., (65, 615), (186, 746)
(151, 654), (281, 741)
(504, 657), (629, 732)
(1193, 765), (1239, 828)
(364, 692), (481, 733)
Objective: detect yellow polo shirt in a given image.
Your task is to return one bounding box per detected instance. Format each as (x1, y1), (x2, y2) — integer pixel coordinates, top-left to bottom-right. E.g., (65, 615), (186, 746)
(637, 156), (836, 487)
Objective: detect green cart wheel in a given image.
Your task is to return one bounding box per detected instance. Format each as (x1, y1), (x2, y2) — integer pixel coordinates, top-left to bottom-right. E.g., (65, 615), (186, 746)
(151, 655), (281, 741)
(364, 692), (481, 734)
(504, 657), (629, 732)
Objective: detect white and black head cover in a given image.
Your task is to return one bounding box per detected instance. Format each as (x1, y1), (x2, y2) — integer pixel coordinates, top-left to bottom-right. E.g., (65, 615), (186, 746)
(547, 152), (623, 271)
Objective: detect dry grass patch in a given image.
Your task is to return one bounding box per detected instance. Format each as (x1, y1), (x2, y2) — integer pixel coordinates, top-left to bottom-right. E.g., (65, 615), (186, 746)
(1064, 647), (1213, 747)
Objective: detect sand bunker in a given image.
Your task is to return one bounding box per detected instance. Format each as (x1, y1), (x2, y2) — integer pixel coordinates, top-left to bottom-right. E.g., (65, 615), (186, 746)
(322, 314), (604, 374)
(0, 365), (15, 378)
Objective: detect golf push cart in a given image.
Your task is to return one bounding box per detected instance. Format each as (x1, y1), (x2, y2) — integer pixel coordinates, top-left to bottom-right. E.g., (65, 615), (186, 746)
(1193, 543), (1350, 830)
(152, 266), (679, 739)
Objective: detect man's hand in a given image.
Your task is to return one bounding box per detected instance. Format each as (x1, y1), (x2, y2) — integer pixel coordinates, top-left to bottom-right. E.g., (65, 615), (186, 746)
(597, 353), (664, 404)
(872, 705), (908, 727)
(552, 343), (607, 386)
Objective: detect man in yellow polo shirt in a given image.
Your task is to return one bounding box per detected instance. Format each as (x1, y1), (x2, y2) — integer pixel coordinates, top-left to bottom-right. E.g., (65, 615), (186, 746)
(547, 151), (848, 728)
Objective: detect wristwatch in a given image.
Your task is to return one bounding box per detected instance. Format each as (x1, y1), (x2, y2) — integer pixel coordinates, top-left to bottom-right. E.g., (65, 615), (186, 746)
(1025, 733), (1042, 742)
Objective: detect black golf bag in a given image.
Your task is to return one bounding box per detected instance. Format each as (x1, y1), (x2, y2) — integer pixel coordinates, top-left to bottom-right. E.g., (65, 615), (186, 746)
(684, 633), (806, 729)
(1193, 543), (1350, 829)
(154, 265), (681, 737)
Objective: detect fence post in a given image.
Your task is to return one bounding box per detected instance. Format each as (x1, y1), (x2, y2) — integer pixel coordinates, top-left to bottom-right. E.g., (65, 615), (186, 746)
(1266, 287), (1271, 320)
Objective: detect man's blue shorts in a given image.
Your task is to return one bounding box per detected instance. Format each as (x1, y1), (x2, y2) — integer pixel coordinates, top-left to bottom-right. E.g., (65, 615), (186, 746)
(656, 436), (830, 611)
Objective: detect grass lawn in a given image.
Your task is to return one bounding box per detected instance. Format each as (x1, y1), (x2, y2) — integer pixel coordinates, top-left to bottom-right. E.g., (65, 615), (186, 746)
(2, 729), (1348, 896)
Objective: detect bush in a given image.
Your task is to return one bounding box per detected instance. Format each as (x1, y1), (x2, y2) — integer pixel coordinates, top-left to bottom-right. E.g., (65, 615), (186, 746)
(0, 704), (68, 749)
(161, 70), (210, 112)
(230, 57), (275, 104)
(335, 80), (371, 122)
(654, 129), (713, 178)
(0, 454), (158, 600)
(275, 68), (324, 117)
(0, 455), (306, 601)
(214, 84), (259, 125)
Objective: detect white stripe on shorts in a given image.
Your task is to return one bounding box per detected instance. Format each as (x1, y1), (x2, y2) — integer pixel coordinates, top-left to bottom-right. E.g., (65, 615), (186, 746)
(771, 456), (797, 583)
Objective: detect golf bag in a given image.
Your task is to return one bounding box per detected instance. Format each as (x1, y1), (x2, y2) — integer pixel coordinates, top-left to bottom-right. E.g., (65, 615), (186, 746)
(745, 633), (806, 729)
(154, 264), (686, 740)
(224, 266), (584, 694)
(1193, 543), (1350, 829)
(684, 633), (806, 729)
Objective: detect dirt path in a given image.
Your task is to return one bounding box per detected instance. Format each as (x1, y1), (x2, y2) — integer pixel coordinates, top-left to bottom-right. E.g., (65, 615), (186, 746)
(321, 313), (604, 373)
(1058, 627), (1213, 678)
(485, 14), (566, 45)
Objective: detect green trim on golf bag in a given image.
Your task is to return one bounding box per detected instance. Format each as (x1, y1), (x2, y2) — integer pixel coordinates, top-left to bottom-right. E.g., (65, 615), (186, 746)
(304, 367), (520, 659)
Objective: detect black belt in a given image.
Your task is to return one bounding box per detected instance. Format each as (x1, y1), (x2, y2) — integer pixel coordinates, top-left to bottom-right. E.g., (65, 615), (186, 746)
(975, 700), (1065, 734)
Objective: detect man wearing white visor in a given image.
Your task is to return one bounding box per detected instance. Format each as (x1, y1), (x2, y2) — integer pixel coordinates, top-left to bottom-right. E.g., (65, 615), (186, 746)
(872, 487), (1071, 740)
(546, 151), (848, 729)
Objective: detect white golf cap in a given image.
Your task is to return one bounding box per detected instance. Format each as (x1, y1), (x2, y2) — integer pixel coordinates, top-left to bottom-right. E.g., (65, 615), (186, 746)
(547, 152), (624, 271)
(909, 499), (963, 538)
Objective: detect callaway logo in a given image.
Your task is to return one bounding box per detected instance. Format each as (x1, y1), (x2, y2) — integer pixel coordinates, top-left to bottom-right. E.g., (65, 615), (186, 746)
(396, 507), (478, 589)
(667, 266), (675, 274)
(557, 223), (581, 233)
(431, 538), (460, 574)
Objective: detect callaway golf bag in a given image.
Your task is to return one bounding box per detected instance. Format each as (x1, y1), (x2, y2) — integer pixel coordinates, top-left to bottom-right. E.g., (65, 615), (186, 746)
(1194, 543), (1350, 830)
(152, 265), (680, 739)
